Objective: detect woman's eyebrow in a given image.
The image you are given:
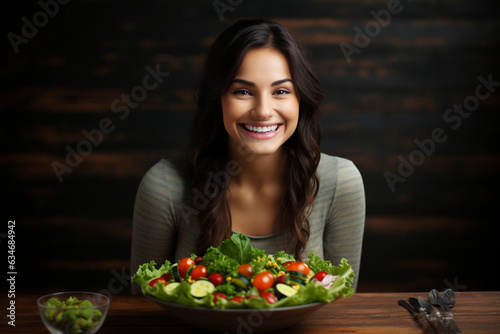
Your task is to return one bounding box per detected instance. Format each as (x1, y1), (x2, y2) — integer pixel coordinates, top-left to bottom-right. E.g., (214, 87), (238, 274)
(271, 78), (293, 86)
(232, 78), (293, 87)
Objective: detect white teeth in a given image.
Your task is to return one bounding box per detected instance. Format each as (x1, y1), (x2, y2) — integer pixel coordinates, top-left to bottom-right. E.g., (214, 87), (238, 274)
(244, 124), (279, 133)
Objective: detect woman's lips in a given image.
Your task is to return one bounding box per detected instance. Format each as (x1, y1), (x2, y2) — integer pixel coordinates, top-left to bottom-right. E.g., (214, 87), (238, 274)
(239, 123), (282, 139)
(243, 124), (279, 133)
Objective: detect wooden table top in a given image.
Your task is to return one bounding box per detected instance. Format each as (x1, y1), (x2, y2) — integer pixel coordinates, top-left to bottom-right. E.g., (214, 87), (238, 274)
(3, 291), (499, 333)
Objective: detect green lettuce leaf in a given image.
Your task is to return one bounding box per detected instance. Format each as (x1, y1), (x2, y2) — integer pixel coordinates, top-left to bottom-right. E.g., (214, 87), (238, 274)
(274, 251), (295, 262)
(327, 258), (355, 299)
(202, 233), (267, 276)
(131, 260), (173, 295)
(273, 281), (328, 307)
(203, 251), (239, 277)
(306, 251), (336, 274)
(215, 281), (237, 295)
(217, 233), (266, 264)
(147, 281), (213, 307)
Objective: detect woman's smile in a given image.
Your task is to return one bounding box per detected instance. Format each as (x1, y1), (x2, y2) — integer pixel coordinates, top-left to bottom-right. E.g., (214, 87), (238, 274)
(239, 123), (282, 139)
(242, 124), (280, 133)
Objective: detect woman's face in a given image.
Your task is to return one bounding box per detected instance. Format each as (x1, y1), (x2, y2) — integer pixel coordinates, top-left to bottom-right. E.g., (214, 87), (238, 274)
(221, 47), (299, 159)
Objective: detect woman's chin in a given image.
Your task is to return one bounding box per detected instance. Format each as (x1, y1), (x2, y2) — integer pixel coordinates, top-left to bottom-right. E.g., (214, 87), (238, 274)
(240, 144), (284, 159)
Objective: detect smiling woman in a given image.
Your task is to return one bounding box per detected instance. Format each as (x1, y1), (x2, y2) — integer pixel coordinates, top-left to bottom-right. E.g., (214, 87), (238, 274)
(131, 19), (366, 293)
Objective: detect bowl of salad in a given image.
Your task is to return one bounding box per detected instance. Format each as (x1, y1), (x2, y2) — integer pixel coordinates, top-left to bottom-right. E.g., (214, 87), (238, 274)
(132, 233), (354, 333)
(38, 291), (110, 334)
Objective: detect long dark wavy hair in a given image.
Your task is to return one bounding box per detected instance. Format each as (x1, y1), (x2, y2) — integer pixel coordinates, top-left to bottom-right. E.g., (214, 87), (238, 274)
(188, 19), (324, 259)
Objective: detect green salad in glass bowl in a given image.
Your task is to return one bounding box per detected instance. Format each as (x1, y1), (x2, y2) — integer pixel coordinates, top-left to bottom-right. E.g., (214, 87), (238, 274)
(38, 291), (110, 334)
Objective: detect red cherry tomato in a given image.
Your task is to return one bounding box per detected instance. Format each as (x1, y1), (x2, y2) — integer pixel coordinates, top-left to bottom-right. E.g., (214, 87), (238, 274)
(213, 292), (226, 303)
(178, 257), (195, 277)
(286, 262), (310, 276)
(312, 271), (329, 282)
(194, 256), (204, 264)
(230, 296), (243, 303)
(208, 273), (224, 287)
(260, 291), (277, 304)
(161, 273), (173, 281)
(237, 264), (253, 278)
(148, 277), (167, 287)
(191, 265), (207, 281)
(282, 261), (295, 268)
(252, 271), (275, 292)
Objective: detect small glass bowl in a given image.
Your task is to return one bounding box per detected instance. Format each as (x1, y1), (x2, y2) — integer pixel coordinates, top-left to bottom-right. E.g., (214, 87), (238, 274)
(38, 291), (110, 334)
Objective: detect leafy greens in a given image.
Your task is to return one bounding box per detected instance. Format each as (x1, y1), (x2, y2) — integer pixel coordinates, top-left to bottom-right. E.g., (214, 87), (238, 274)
(132, 233), (355, 309)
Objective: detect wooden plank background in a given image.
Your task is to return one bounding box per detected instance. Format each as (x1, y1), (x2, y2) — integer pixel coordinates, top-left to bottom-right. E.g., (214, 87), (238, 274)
(1, 0), (499, 295)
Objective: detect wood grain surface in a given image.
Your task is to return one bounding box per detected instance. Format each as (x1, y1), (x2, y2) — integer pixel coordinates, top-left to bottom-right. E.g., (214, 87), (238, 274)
(3, 292), (499, 333)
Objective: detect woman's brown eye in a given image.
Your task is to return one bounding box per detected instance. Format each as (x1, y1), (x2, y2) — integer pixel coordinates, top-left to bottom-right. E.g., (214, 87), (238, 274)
(234, 90), (251, 96)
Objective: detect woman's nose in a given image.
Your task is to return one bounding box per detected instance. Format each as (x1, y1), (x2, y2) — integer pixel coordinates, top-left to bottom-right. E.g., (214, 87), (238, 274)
(252, 96), (272, 120)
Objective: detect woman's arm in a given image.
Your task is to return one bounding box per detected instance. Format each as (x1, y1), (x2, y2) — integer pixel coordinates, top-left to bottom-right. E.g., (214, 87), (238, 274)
(323, 158), (366, 291)
(130, 161), (178, 294)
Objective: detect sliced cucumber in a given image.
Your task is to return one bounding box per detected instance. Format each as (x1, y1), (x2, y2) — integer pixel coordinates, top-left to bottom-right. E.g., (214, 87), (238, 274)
(163, 282), (180, 295)
(172, 265), (181, 282)
(289, 276), (306, 286)
(190, 280), (215, 298)
(306, 269), (315, 283)
(231, 274), (250, 291)
(287, 270), (307, 285)
(275, 283), (298, 299)
(287, 270), (307, 279)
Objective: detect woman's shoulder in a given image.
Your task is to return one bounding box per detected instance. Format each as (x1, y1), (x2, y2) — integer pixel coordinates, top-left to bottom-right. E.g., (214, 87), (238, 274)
(318, 153), (362, 176)
(315, 153), (365, 217)
(146, 158), (186, 178)
(139, 158), (188, 197)
(317, 153), (363, 189)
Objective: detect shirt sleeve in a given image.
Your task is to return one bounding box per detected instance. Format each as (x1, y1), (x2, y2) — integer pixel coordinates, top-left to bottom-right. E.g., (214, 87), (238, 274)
(130, 160), (178, 294)
(323, 158), (366, 291)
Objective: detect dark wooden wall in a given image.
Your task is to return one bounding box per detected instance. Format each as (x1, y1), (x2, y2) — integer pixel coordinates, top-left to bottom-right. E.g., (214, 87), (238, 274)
(2, 0), (499, 295)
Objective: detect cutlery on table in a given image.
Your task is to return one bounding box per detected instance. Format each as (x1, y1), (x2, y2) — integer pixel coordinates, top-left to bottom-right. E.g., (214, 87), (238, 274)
(429, 288), (463, 334)
(419, 296), (450, 333)
(396, 297), (440, 334)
